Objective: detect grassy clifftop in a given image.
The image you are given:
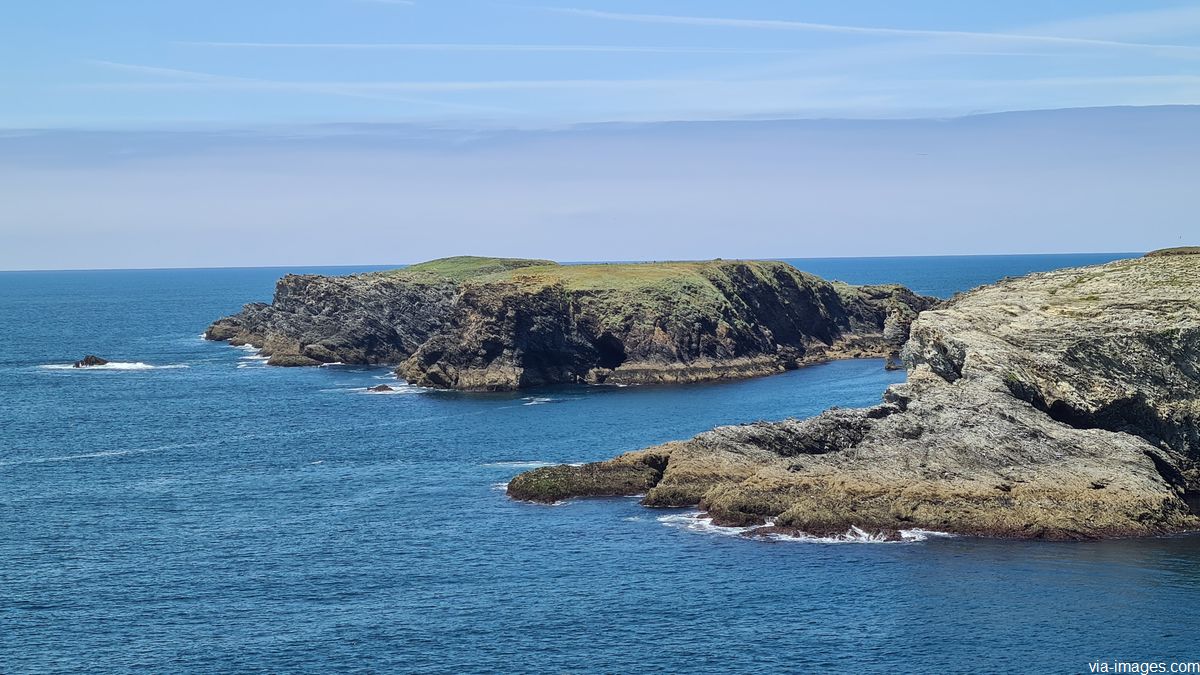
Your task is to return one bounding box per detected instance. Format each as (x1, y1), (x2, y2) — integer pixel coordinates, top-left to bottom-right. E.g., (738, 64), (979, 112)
(1145, 246), (1200, 258)
(210, 254), (936, 390)
(398, 256), (557, 280)
(389, 256), (816, 293)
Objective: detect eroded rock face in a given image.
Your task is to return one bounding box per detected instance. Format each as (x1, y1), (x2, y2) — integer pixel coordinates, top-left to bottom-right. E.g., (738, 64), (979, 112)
(73, 355), (109, 368)
(206, 257), (936, 391)
(509, 253), (1200, 539)
(205, 273), (459, 367)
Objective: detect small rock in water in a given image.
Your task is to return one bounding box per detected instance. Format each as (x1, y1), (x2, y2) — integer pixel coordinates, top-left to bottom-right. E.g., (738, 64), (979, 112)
(368, 384), (395, 392)
(73, 355), (109, 368)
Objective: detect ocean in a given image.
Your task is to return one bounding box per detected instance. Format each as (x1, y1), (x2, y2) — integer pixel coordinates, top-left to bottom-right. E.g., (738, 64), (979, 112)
(3, 252), (1198, 673)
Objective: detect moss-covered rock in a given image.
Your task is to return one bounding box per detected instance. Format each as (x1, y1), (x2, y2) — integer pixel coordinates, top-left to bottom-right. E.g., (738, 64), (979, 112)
(506, 449), (671, 503)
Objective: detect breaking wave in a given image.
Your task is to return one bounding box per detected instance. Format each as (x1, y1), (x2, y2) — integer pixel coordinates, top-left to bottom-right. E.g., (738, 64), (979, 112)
(656, 511), (954, 543)
(39, 362), (189, 371)
(481, 460), (556, 468)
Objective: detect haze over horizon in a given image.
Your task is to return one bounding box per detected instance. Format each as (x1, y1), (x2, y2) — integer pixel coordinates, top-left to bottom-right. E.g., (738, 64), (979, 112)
(4, 1), (1199, 270)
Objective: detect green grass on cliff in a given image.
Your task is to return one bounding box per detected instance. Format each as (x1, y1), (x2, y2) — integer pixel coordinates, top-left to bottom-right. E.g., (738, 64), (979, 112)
(379, 257), (817, 331)
(487, 260), (769, 291)
(388, 256), (809, 294)
(1145, 246), (1200, 258)
(401, 256), (558, 280)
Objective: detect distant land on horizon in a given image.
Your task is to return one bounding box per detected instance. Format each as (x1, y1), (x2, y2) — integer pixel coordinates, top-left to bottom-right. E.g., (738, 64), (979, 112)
(1, 105), (1195, 271)
(0, 250), (1145, 274)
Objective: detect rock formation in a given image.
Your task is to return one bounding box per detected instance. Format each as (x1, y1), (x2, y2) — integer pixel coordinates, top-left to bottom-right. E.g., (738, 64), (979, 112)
(509, 250), (1200, 540)
(73, 355), (109, 368)
(207, 257), (936, 391)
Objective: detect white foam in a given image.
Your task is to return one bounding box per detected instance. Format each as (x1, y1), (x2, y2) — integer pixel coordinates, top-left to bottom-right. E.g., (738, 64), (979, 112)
(236, 352), (270, 368)
(361, 384), (423, 395)
(491, 481), (510, 492)
(521, 396), (559, 406)
(481, 460), (556, 468)
(39, 362), (189, 371)
(0, 443), (186, 466)
(658, 511), (757, 537)
(656, 512), (953, 544)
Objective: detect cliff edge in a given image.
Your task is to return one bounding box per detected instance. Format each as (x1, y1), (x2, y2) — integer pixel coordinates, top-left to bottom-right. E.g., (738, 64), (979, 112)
(206, 257), (936, 391)
(509, 251), (1200, 539)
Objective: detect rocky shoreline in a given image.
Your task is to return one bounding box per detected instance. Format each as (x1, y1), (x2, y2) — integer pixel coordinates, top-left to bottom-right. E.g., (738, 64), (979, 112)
(206, 256), (936, 391)
(509, 250), (1200, 540)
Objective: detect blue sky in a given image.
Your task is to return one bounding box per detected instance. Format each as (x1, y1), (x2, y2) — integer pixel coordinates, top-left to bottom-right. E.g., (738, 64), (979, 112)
(2, 2), (1199, 269)
(6, 0), (1200, 126)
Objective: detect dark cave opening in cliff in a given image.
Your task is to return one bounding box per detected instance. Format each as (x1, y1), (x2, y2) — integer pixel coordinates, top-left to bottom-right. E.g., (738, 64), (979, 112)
(594, 333), (627, 370)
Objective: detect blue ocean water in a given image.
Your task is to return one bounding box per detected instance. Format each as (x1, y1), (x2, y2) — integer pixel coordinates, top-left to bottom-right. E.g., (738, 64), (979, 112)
(3, 253), (1198, 673)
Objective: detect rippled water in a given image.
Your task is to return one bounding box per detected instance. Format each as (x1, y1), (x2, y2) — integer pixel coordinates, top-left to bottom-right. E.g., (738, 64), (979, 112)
(4, 253), (1197, 673)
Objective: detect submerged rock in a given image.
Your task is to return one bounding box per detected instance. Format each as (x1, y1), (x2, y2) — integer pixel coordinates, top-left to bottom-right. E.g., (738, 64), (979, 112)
(206, 256), (936, 391)
(509, 253), (1200, 540)
(367, 384), (395, 392)
(72, 355), (109, 368)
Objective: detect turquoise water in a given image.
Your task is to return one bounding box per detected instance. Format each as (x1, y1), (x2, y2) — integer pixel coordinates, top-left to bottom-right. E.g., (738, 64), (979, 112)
(3, 253), (1198, 673)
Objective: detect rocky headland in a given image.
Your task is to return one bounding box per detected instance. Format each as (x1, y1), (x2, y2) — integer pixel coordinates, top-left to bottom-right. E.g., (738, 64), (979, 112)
(508, 250), (1200, 540)
(206, 256), (935, 391)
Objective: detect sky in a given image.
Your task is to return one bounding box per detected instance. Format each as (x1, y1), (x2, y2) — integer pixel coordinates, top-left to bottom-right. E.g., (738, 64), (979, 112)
(3, 1), (1199, 269)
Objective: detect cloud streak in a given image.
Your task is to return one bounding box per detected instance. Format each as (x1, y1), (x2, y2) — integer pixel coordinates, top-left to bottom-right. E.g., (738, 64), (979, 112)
(178, 41), (826, 54)
(546, 8), (1200, 55)
(85, 60), (514, 112)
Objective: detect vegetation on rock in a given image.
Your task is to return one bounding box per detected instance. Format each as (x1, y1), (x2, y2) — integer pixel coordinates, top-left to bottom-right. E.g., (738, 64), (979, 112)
(207, 256), (936, 391)
(509, 254), (1200, 540)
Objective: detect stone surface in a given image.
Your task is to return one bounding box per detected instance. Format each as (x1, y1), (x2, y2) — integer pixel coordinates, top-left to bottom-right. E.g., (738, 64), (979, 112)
(509, 253), (1200, 540)
(72, 355), (109, 368)
(207, 256), (936, 391)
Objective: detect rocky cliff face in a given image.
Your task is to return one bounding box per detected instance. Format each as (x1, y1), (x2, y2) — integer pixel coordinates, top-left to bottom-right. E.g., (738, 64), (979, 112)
(206, 257), (936, 391)
(508, 251), (1200, 540)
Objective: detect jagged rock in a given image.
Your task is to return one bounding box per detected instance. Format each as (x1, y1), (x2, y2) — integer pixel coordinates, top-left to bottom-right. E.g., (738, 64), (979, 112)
(266, 353), (321, 367)
(206, 256), (936, 391)
(509, 253), (1200, 540)
(367, 384), (395, 392)
(72, 355), (109, 368)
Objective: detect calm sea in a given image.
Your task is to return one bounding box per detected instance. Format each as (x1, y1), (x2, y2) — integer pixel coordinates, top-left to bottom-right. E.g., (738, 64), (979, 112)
(3, 253), (1198, 673)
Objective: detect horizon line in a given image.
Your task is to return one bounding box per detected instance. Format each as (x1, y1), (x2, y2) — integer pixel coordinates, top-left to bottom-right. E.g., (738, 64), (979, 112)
(0, 251), (1147, 274)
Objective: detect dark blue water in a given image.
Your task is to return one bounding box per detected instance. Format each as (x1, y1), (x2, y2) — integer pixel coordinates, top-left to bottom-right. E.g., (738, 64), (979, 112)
(4, 253), (1198, 673)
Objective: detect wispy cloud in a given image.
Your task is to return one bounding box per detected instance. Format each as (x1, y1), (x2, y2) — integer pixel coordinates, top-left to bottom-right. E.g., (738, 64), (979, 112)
(80, 62), (1200, 95)
(84, 60), (513, 112)
(178, 41), (823, 54)
(545, 8), (1200, 55)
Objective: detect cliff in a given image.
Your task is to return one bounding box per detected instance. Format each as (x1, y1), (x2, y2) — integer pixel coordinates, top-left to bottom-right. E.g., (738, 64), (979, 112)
(509, 250), (1200, 540)
(206, 256), (936, 391)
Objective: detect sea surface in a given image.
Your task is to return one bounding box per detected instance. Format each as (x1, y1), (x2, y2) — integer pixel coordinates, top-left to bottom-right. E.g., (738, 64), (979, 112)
(3, 252), (1199, 673)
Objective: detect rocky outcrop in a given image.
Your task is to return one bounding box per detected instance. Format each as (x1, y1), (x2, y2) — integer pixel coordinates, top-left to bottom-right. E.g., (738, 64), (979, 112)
(509, 251), (1200, 540)
(207, 256), (936, 391)
(73, 355), (109, 368)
